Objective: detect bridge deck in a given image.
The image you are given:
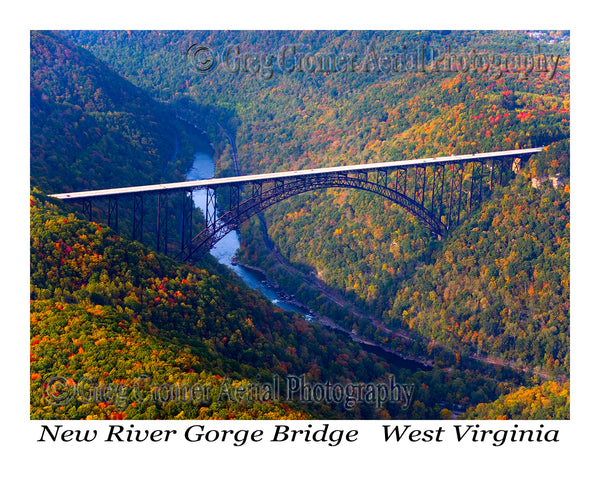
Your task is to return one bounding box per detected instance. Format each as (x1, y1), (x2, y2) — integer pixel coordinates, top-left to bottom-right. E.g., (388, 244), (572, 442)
(50, 147), (543, 200)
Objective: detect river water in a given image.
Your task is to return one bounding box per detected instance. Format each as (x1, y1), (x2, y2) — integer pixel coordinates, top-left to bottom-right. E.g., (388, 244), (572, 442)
(187, 152), (306, 315)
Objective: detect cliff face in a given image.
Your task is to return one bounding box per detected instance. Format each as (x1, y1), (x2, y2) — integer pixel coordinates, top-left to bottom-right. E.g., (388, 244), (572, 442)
(531, 175), (564, 189)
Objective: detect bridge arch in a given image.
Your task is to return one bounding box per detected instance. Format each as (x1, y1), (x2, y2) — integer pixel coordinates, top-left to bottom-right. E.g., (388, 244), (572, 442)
(182, 172), (448, 261)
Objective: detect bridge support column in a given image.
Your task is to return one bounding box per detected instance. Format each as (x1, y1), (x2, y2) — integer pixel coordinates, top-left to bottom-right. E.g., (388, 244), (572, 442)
(133, 193), (144, 242)
(413, 166), (426, 205)
(82, 199), (93, 222)
(439, 164), (446, 220)
(376, 169), (388, 188)
(229, 184), (241, 214)
(469, 161), (487, 213)
(156, 191), (168, 254)
(447, 163), (465, 228)
(394, 168), (408, 197)
(429, 165), (438, 214)
(457, 165), (464, 225)
(205, 187), (217, 232)
(180, 189), (193, 257)
(108, 197), (119, 233)
(478, 161), (485, 205)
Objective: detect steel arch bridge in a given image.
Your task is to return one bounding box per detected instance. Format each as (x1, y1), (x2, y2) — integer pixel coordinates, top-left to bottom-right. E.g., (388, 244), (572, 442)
(50, 147), (543, 262)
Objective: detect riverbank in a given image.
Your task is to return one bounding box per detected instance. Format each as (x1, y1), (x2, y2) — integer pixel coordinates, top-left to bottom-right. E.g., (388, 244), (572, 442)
(231, 256), (433, 371)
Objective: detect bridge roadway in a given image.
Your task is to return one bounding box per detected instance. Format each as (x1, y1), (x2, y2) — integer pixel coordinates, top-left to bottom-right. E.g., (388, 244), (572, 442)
(49, 147), (544, 200)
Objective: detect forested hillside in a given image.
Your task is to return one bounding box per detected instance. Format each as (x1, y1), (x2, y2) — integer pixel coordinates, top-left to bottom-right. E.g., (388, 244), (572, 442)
(30, 31), (204, 194)
(31, 30), (570, 419)
(33, 190), (537, 420)
(30, 194), (305, 419)
(461, 380), (570, 420)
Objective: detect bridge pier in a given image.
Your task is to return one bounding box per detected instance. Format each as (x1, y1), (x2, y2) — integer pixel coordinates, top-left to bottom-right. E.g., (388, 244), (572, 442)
(82, 199), (93, 222)
(156, 191), (168, 255)
(205, 187), (217, 233)
(180, 189), (194, 257)
(132, 193), (144, 242)
(108, 197), (119, 233)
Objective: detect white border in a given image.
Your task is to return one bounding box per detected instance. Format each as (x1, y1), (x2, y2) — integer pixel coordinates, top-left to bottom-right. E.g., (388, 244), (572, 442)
(5, 1), (598, 477)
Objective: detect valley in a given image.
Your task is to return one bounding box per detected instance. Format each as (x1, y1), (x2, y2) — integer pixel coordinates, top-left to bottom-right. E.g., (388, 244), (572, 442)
(30, 30), (570, 420)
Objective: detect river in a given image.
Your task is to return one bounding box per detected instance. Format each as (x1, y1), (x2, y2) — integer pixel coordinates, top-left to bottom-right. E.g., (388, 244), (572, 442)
(186, 152), (430, 372)
(187, 152), (309, 316)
